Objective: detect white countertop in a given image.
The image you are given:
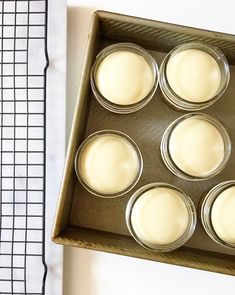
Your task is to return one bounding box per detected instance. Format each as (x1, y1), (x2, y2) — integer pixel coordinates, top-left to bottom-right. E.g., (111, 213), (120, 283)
(63, 0), (235, 294)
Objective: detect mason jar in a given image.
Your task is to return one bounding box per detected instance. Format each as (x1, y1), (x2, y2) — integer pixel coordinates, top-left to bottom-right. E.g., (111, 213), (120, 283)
(200, 180), (235, 249)
(126, 183), (196, 252)
(159, 42), (230, 111)
(75, 130), (143, 198)
(160, 113), (231, 181)
(90, 43), (159, 114)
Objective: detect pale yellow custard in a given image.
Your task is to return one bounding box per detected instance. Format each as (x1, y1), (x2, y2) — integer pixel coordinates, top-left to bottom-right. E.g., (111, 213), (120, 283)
(95, 51), (154, 105)
(211, 186), (235, 244)
(166, 49), (221, 102)
(131, 187), (189, 245)
(169, 118), (224, 177)
(79, 134), (139, 194)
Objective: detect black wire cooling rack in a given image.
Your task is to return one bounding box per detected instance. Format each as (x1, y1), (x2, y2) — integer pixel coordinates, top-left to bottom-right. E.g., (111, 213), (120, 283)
(0, 0), (48, 294)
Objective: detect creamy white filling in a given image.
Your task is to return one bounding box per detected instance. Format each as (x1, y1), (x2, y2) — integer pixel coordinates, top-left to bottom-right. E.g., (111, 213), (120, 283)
(211, 186), (235, 243)
(169, 118), (224, 177)
(166, 49), (221, 102)
(95, 51), (154, 105)
(131, 187), (189, 245)
(79, 134), (139, 194)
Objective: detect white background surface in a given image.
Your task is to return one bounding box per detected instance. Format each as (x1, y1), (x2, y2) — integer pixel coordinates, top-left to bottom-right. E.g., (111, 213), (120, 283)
(0, 0), (64, 293)
(46, 0), (66, 293)
(63, 0), (235, 294)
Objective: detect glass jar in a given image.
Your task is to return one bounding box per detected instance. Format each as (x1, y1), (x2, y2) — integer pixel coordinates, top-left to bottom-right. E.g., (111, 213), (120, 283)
(200, 180), (235, 249)
(159, 42), (230, 111)
(160, 113), (231, 181)
(90, 43), (159, 114)
(126, 183), (196, 252)
(74, 130), (143, 198)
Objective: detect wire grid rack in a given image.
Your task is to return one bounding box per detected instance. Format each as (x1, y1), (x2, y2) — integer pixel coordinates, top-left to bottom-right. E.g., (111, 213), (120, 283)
(0, 0), (48, 294)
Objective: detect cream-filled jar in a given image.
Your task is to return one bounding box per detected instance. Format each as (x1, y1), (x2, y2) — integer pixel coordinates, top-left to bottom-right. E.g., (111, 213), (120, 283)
(75, 130), (143, 198)
(200, 180), (235, 249)
(126, 183), (196, 252)
(91, 43), (158, 114)
(161, 113), (231, 181)
(159, 42), (230, 111)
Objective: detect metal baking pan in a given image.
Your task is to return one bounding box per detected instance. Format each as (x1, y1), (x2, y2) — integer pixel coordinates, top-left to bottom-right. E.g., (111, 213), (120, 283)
(52, 10), (235, 275)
